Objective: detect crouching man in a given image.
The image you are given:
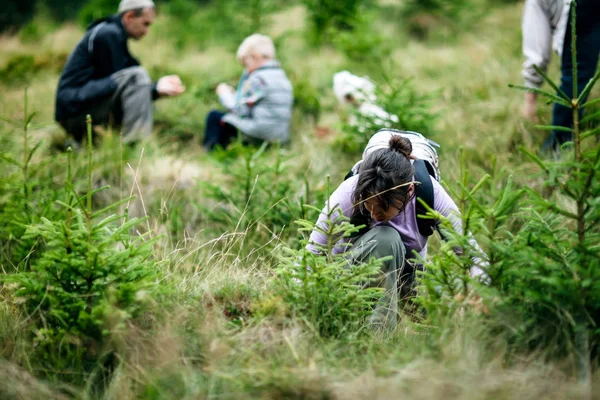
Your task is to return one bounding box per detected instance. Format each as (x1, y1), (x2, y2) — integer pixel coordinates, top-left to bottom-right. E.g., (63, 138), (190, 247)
(55, 0), (185, 144)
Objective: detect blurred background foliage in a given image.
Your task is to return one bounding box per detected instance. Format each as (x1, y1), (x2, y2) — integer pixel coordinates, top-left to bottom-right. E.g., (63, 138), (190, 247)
(2, 0), (520, 39)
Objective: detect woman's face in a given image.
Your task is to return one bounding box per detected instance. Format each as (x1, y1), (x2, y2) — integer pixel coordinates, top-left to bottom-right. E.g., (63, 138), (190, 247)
(363, 184), (414, 223)
(364, 199), (402, 223)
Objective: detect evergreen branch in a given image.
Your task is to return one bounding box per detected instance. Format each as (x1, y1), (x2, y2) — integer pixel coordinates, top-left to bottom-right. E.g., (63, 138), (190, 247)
(580, 109), (600, 124)
(0, 153), (23, 168)
(92, 197), (135, 219)
(469, 174), (491, 196)
(533, 64), (571, 101)
(27, 158), (54, 176)
(55, 200), (79, 212)
(90, 185), (111, 196)
(580, 142), (600, 204)
(581, 126), (600, 140)
(577, 70), (599, 104)
(24, 112), (37, 130)
(64, 183), (86, 211)
(508, 84), (572, 107)
(534, 124), (573, 132)
(0, 116), (21, 127)
(519, 146), (550, 174)
(27, 121), (57, 130)
(525, 188), (578, 219)
(560, 183), (578, 200)
(583, 97), (600, 107)
(25, 141), (43, 166)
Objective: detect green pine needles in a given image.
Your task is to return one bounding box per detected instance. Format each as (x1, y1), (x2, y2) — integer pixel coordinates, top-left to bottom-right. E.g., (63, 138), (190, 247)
(421, 2), (600, 392)
(505, 2), (600, 388)
(275, 178), (384, 338)
(0, 89), (61, 270)
(4, 116), (160, 373)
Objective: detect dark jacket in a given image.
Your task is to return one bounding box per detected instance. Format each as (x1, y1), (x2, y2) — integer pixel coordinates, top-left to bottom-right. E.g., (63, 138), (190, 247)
(55, 15), (156, 121)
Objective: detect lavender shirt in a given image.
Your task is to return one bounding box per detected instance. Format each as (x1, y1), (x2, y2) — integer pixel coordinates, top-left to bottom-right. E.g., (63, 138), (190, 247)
(307, 174), (464, 260)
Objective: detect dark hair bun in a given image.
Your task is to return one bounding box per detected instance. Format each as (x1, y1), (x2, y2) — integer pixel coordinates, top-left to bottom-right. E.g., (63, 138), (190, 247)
(388, 135), (412, 158)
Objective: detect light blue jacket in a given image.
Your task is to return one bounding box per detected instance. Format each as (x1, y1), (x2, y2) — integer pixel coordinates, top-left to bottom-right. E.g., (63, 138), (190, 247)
(221, 61), (293, 143)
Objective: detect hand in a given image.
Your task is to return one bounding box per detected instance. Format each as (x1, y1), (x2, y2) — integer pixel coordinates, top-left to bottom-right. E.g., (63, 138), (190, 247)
(216, 83), (235, 97)
(157, 75), (185, 97)
(523, 92), (538, 122)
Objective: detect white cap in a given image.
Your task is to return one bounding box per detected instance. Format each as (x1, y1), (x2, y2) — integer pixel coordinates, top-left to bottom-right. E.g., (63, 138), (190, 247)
(118, 0), (155, 14)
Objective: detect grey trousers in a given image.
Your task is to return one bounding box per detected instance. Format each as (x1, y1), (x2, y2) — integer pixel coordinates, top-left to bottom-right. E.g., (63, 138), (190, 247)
(60, 66), (153, 143)
(348, 225), (407, 329)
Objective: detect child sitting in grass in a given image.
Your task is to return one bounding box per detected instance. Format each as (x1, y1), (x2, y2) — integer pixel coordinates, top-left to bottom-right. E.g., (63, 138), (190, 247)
(203, 34), (293, 152)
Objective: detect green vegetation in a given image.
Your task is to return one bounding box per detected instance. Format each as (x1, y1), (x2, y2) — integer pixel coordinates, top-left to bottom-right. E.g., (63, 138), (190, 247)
(1, 0), (599, 399)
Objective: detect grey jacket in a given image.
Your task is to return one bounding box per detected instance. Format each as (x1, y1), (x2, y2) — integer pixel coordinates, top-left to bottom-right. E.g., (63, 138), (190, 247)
(221, 61), (293, 143)
(522, 0), (571, 88)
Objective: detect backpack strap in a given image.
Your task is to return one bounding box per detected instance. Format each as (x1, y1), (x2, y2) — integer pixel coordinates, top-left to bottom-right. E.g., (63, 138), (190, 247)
(344, 168), (355, 181)
(413, 160), (437, 237)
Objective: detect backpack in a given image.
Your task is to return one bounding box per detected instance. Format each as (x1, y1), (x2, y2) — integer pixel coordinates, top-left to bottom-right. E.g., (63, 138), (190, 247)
(346, 129), (441, 237)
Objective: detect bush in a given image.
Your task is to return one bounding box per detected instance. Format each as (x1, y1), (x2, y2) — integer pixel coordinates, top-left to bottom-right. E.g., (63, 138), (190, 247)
(0, 96), (67, 269)
(401, 0), (487, 40)
(418, 155), (523, 321)
(291, 77), (321, 123)
(426, 144), (600, 371)
(421, 22), (600, 384)
(7, 207), (159, 366)
(0, 53), (68, 85)
(44, 0), (87, 22)
(493, 22), (600, 379)
(78, 0), (120, 27)
(0, 55), (35, 84)
(4, 124), (162, 378)
(332, 12), (390, 63)
(275, 200), (384, 337)
(303, 0), (369, 46)
(158, 0), (279, 51)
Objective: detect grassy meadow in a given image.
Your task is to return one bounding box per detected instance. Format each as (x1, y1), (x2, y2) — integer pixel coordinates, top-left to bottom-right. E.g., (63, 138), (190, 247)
(1, 0), (600, 398)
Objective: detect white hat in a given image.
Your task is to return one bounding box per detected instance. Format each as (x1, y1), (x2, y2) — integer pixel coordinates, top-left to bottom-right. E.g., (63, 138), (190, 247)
(118, 0), (155, 14)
